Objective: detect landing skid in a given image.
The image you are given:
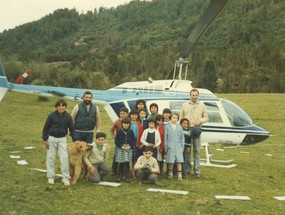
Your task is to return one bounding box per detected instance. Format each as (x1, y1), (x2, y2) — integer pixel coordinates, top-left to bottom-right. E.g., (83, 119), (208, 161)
(200, 142), (237, 168)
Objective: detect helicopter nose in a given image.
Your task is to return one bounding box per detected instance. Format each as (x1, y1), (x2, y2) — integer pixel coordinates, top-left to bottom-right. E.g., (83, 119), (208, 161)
(241, 125), (271, 145)
(242, 134), (271, 145)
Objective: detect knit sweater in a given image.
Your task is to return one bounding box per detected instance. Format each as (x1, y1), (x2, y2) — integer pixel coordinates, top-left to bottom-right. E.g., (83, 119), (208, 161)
(134, 155), (160, 173)
(84, 143), (109, 168)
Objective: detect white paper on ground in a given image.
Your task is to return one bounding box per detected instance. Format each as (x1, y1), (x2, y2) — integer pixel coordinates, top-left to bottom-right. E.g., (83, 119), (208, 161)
(10, 151), (21, 154)
(273, 196), (285, 201)
(10, 155), (20, 159)
(24, 146), (36, 149)
(240, 151), (249, 154)
(29, 168), (47, 173)
(97, 182), (122, 187)
(215, 195), (251, 200)
(17, 160), (28, 165)
(147, 188), (189, 195)
(265, 154), (273, 156)
(29, 168), (63, 177)
(223, 145), (239, 149)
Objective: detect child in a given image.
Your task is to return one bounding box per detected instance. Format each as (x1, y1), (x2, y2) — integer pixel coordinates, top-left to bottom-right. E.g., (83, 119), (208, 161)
(180, 118), (191, 176)
(162, 108), (172, 125)
(164, 113), (185, 180)
(84, 132), (111, 183)
(140, 117), (161, 159)
(156, 114), (165, 175)
(138, 108), (148, 130)
(134, 146), (160, 185)
(115, 117), (135, 182)
(135, 99), (147, 111)
(129, 109), (143, 179)
(110, 107), (129, 175)
(42, 99), (75, 186)
(110, 107), (129, 138)
(149, 103), (159, 119)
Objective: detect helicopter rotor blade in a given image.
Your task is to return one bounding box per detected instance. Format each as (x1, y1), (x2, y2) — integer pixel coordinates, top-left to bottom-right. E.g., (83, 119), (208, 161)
(180, 0), (231, 59)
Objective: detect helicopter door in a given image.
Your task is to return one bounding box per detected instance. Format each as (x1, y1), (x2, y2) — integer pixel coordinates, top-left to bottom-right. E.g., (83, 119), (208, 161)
(203, 101), (227, 126)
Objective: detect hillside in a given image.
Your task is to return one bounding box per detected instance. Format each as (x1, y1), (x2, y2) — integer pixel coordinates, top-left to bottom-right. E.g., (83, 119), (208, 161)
(0, 0), (284, 92)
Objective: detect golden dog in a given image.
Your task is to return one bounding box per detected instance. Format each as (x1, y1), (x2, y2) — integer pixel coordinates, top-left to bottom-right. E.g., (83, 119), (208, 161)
(68, 141), (93, 185)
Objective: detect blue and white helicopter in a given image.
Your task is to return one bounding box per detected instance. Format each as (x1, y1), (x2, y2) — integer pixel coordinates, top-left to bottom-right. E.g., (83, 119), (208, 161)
(0, 0), (270, 167)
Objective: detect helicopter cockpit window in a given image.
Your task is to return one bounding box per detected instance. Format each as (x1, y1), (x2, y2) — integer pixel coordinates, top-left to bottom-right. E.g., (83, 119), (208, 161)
(204, 102), (223, 123)
(221, 99), (253, 126)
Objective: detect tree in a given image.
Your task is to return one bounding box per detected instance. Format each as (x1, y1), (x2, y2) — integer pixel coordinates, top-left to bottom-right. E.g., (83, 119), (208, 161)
(200, 60), (217, 92)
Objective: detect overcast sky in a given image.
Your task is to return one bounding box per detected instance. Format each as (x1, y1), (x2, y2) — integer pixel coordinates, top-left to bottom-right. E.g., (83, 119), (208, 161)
(0, 0), (132, 32)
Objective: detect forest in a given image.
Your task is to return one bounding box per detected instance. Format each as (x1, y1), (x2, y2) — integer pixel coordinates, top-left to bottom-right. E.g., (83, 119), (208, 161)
(0, 0), (284, 93)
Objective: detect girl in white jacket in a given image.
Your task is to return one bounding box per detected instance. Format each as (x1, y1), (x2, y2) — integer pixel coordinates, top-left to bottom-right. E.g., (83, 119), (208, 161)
(140, 117), (161, 159)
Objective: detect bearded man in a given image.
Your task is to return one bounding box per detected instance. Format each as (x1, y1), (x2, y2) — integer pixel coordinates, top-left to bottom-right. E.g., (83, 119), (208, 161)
(71, 91), (101, 143)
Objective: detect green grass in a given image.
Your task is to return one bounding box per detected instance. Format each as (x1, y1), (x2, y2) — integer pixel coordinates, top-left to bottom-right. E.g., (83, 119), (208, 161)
(0, 91), (285, 214)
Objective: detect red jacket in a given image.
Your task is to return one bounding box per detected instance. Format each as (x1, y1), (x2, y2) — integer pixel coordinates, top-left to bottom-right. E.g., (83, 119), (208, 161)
(157, 125), (165, 150)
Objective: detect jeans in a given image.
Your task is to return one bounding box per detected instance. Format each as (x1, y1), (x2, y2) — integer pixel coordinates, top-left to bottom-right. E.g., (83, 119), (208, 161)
(192, 136), (201, 175)
(73, 131), (94, 143)
(182, 147), (191, 175)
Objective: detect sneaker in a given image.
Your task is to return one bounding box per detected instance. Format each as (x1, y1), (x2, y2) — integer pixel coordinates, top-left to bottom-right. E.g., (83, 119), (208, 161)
(48, 178), (54, 185)
(62, 178), (70, 186)
(178, 176), (183, 181)
(168, 175), (173, 180)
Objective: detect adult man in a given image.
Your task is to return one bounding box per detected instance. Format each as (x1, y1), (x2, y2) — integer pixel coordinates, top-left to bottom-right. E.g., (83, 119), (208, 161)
(71, 91), (101, 143)
(179, 88), (208, 177)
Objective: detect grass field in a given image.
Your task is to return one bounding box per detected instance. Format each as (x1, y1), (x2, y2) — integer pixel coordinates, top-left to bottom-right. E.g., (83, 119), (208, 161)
(0, 91), (284, 215)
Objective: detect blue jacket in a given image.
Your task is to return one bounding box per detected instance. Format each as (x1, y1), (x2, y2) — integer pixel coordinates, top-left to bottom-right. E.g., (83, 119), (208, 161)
(164, 123), (185, 151)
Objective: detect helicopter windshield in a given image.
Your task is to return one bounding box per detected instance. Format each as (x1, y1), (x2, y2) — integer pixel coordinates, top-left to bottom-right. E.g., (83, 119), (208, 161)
(221, 99), (253, 127)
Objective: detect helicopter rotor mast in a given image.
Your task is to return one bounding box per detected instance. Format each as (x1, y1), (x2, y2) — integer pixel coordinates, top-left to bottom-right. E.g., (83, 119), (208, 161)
(175, 0), (231, 80)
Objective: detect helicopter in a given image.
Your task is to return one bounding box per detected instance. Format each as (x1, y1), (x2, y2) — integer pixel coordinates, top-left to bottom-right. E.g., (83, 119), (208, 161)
(0, 0), (270, 167)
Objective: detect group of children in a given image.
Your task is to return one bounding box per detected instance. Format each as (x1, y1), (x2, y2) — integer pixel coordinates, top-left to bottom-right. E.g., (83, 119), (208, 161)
(43, 98), (193, 186)
(109, 99), (193, 184)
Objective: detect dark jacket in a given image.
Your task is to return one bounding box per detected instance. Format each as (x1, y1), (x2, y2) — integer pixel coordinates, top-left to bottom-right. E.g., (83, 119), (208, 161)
(74, 103), (97, 131)
(42, 111), (75, 141)
(115, 128), (136, 149)
(183, 127), (191, 147)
